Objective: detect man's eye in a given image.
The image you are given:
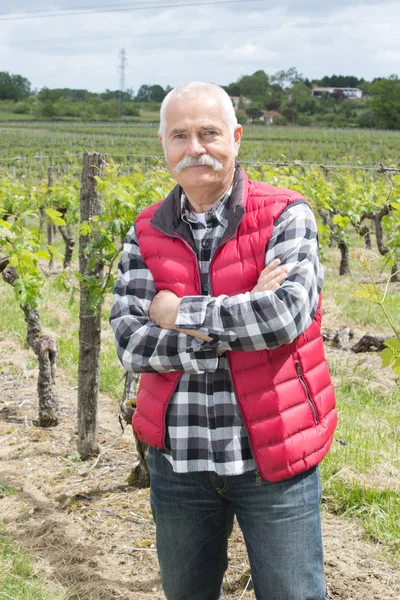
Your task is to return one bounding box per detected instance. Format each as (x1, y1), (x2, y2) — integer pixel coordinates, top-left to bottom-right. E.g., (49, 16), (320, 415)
(173, 134), (186, 140)
(203, 131), (216, 136)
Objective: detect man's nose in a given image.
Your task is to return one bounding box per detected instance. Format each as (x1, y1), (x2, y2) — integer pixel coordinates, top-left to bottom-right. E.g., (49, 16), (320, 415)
(186, 135), (207, 156)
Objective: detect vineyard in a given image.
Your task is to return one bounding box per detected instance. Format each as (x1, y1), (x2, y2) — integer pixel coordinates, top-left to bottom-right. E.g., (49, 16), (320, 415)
(0, 122), (399, 599)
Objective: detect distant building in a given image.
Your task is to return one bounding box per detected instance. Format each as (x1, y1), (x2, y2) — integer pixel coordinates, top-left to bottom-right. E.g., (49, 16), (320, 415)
(311, 87), (363, 99)
(262, 110), (282, 125)
(230, 96), (252, 110)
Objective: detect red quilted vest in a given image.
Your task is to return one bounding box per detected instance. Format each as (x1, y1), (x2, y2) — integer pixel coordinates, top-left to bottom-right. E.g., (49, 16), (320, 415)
(133, 167), (337, 482)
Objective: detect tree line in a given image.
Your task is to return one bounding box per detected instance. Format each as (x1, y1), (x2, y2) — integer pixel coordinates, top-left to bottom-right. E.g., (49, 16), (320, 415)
(0, 69), (399, 129)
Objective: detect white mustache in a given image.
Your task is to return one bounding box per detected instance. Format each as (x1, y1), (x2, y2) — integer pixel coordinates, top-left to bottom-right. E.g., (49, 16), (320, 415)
(174, 154), (223, 173)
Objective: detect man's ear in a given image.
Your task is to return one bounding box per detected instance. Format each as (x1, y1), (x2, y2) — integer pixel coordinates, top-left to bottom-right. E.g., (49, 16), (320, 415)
(158, 133), (163, 145)
(234, 125), (243, 156)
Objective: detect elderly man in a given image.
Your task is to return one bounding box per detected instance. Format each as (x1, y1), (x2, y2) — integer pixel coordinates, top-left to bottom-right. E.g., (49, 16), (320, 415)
(110, 82), (337, 600)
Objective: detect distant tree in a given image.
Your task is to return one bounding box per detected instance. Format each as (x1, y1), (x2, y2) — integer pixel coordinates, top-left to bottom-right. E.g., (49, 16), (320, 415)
(135, 84), (167, 102)
(369, 75), (400, 129)
(318, 75), (364, 88)
(281, 106), (296, 124)
(0, 71), (30, 101)
(223, 82), (241, 97)
(82, 105), (96, 121)
(123, 102), (140, 117)
(37, 101), (56, 118)
(245, 107), (263, 121)
(357, 109), (375, 129)
(125, 87), (135, 101)
(271, 115), (288, 126)
(235, 112), (247, 125)
(150, 85), (167, 103)
(337, 100), (354, 119)
(40, 88), (89, 102)
(271, 67), (303, 88)
(97, 99), (120, 119)
(238, 70), (270, 99)
(358, 81), (372, 95)
(286, 82), (316, 114)
(101, 89), (132, 102)
(38, 87), (57, 103)
(14, 102), (30, 114)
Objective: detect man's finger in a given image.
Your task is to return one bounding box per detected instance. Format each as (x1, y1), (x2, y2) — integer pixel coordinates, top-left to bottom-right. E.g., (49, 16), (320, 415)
(259, 265), (288, 284)
(261, 258), (281, 275)
(262, 272), (288, 289)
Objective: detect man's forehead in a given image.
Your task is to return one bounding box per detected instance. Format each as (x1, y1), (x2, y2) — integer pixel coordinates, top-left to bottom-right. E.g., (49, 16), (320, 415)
(166, 94), (223, 118)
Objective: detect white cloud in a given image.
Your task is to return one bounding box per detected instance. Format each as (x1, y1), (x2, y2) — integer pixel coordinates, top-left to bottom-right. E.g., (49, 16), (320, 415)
(0, 1), (399, 91)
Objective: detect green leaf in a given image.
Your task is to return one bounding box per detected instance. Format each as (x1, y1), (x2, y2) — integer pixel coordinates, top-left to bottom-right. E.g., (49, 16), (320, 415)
(80, 221), (93, 236)
(393, 359), (400, 377)
(381, 348), (394, 368)
(353, 284), (378, 302)
(8, 255), (18, 268)
(385, 338), (400, 352)
(332, 214), (350, 229)
(35, 250), (51, 261)
(47, 245), (63, 261)
(45, 208), (66, 226)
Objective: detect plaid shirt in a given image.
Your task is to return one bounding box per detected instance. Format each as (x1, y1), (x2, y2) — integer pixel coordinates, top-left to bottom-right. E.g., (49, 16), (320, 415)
(110, 185), (323, 476)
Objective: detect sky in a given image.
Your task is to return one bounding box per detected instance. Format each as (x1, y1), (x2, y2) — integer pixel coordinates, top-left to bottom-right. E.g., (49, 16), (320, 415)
(1, 0), (400, 94)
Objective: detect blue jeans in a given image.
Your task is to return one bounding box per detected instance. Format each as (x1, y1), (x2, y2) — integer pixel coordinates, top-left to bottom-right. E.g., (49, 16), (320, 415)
(147, 447), (325, 600)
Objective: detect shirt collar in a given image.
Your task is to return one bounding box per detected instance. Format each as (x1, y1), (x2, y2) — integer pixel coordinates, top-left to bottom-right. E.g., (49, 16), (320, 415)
(181, 186), (232, 226)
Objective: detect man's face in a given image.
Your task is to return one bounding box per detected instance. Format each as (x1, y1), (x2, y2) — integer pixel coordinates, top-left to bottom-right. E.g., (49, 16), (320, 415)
(159, 94), (242, 194)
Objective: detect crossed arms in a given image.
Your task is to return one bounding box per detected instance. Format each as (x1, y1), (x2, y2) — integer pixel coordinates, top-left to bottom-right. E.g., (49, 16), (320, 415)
(109, 204), (323, 374)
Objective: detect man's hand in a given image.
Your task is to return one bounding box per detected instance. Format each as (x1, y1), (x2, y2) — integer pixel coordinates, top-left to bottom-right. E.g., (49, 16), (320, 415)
(252, 259), (288, 293)
(149, 290), (181, 329)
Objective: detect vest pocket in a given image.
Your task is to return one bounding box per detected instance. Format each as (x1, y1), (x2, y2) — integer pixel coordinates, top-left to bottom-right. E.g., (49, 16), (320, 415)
(294, 360), (318, 425)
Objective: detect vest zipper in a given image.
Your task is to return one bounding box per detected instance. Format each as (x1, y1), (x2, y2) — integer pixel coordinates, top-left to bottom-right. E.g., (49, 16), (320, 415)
(209, 214), (262, 485)
(150, 226), (203, 450)
(294, 360), (318, 425)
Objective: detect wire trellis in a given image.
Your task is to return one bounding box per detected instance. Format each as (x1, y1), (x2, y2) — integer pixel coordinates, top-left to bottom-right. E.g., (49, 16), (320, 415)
(1, 153), (400, 174)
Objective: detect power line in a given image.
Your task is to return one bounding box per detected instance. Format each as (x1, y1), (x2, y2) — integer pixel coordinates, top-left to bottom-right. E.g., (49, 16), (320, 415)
(2, 19), (397, 48)
(0, 0), (266, 21)
(0, 19), (396, 47)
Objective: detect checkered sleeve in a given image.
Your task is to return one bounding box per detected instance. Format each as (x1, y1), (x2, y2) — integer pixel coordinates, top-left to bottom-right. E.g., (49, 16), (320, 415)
(109, 225), (219, 373)
(175, 203), (323, 351)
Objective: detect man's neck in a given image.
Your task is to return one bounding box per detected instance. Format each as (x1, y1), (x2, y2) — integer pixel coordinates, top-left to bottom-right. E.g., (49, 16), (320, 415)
(184, 180), (233, 214)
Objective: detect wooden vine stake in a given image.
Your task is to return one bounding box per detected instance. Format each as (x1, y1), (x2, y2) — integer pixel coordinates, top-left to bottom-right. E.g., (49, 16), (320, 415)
(78, 151), (106, 459)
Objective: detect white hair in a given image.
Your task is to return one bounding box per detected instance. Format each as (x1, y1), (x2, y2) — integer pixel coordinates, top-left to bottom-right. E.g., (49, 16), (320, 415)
(158, 81), (238, 141)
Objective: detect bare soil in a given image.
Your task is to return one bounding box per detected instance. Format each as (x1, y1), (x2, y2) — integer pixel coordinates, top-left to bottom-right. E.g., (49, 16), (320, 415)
(0, 336), (399, 600)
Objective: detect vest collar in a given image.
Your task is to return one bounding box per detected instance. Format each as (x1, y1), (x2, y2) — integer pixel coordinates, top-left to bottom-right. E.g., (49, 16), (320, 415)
(151, 164), (246, 242)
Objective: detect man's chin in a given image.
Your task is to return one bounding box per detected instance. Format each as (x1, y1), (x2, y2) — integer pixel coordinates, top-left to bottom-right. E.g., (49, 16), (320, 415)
(178, 170), (217, 184)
